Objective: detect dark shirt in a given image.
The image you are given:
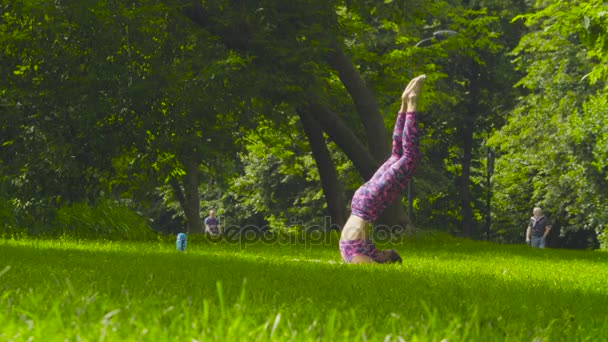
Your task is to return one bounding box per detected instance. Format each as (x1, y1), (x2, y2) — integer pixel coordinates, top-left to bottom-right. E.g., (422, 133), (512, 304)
(204, 216), (220, 234)
(529, 216), (549, 238)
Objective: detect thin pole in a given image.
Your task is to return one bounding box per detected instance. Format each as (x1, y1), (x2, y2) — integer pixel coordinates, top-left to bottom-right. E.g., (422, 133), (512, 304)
(486, 149), (494, 240)
(408, 179), (414, 223)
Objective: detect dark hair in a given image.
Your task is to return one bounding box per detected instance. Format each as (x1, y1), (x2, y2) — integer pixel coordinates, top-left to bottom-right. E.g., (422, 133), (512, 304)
(377, 249), (402, 264)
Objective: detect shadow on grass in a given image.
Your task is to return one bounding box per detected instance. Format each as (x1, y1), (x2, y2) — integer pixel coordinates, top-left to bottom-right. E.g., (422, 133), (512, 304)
(393, 232), (608, 264)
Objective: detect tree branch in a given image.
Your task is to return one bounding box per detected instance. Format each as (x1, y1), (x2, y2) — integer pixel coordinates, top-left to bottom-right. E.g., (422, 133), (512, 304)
(304, 103), (378, 179)
(326, 44), (391, 162)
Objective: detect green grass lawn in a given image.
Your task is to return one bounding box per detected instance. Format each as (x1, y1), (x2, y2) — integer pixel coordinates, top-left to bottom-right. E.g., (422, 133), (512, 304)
(1, 233), (607, 341)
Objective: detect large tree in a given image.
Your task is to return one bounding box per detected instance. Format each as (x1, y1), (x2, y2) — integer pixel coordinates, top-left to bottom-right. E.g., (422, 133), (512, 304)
(1, 1), (252, 233)
(489, 0), (608, 247)
(178, 0), (451, 230)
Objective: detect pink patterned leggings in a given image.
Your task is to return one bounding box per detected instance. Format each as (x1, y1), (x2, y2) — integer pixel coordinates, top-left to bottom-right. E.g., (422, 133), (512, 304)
(350, 112), (421, 222)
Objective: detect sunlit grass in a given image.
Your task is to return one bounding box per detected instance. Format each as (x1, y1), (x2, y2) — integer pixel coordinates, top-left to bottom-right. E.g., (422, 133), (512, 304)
(1, 233), (607, 341)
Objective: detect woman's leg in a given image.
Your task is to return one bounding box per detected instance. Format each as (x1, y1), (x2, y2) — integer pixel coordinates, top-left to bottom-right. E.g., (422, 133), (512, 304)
(365, 113), (405, 184)
(366, 75), (422, 181)
(350, 114), (421, 221)
(350, 75), (425, 222)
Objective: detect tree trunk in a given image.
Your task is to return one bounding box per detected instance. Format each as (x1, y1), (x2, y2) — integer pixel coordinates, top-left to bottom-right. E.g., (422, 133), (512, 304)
(326, 45), (391, 162)
(460, 60), (480, 238)
(169, 178), (187, 232)
(298, 108), (347, 229)
(182, 153), (203, 234)
(305, 103), (377, 178)
(459, 121), (474, 238)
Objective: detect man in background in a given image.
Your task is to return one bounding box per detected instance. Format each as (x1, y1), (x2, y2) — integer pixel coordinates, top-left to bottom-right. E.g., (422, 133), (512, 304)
(204, 210), (222, 236)
(526, 207), (552, 248)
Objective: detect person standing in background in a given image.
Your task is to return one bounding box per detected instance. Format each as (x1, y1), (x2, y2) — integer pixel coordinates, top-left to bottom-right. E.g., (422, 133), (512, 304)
(526, 207), (551, 248)
(204, 210), (222, 236)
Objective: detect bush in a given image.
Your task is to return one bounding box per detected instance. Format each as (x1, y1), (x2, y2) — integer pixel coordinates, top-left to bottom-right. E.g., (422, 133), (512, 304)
(0, 198), (15, 238)
(596, 225), (608, 251)
(0, 198), (14, 227)
(559, 229), (600, 250)
(54, 199), (157, 241)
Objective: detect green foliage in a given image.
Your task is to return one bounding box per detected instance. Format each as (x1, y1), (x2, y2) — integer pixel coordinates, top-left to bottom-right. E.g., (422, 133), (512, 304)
(228, 117), (335, 230)
(0, 197), (16, 237)
(5, 0), (607, 249)
(404, 2), (526, 236)
(54, 200), (156, 240)
(489, 0), (608, 247)
(1, 0), (251, 236)
(0, 196), (12, 222)
(513, 0), (608, 84)
(5, 197), (59, 236)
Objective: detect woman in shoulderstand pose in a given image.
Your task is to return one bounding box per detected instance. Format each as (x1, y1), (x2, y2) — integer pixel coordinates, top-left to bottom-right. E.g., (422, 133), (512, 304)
(339, 74), (426, 264)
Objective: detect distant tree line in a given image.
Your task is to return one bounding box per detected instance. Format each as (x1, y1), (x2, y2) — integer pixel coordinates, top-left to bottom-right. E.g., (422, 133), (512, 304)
(1, 0), (606, 249)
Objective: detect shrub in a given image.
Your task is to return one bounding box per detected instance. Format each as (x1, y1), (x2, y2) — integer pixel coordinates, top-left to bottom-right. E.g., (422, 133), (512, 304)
(54, 199), (157, 241)
(0, 197), (14, 237)
(597, 225), (608, 251)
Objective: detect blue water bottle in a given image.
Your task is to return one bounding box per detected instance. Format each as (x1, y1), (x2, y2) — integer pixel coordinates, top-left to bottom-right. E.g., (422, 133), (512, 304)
(176, 233), (187, 252)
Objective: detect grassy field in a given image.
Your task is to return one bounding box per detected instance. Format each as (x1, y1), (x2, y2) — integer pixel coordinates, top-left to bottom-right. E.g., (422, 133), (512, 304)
(1, 233), (607, 341)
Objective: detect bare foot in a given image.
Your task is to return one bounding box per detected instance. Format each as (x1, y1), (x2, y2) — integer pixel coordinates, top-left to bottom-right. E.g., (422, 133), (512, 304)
(401, 74), (426, 102)
(400, 74), (426, 112)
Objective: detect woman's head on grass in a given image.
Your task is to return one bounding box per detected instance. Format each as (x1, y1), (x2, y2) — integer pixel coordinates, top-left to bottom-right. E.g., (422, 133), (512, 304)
(374, 249), (403, 264)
